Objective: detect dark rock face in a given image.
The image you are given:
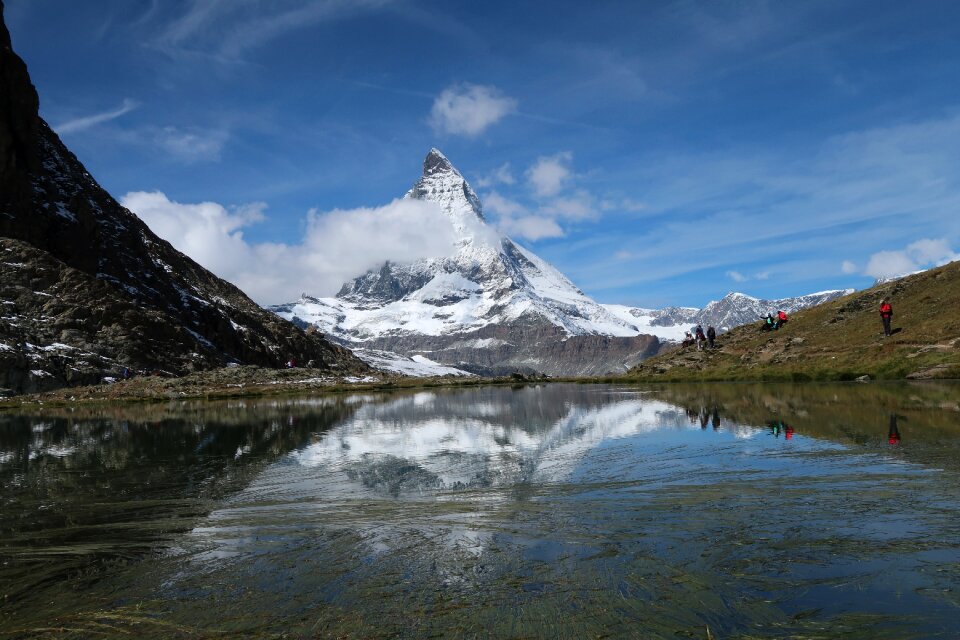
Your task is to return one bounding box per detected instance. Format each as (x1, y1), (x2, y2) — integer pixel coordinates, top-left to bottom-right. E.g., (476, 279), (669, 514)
(0, 5), (367, 395)
(357, 317), (661, 377)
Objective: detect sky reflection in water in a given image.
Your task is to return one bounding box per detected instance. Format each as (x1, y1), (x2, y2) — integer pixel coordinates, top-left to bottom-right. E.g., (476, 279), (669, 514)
(1, 383), (959, 638)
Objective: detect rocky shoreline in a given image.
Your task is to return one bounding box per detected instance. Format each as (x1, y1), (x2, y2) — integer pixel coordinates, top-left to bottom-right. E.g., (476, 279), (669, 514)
(0, 365), (551, 409)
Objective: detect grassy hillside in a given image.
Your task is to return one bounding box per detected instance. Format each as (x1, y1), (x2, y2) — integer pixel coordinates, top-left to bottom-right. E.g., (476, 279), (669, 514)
(627, 260), (960, 381)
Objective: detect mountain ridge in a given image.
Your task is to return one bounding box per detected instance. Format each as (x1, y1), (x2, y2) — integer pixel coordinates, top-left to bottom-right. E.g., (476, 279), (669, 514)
(273, 150), (849, 376)
(0, 4), (367, 395)
(627, 260), (960, 381)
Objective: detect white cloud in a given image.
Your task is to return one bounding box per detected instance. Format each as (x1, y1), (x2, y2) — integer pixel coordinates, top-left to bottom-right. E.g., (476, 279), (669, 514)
(906, 238), (956, 264)
(475, 163), (515, 188)
(601, 198), (647, 213)
(429, 84), (517, 137)
(121, 191), (458, 304)
(156, 126), (228, 162)
(484, 192), (528, 218)
(863, 238), (959, 280)
(55, 99), (139, 134)
(484, 192), (563, 241)
(725, 270), (747, 282)
(841, 260), (858, 274)
(527, 152), (572, 198)
(543, 190), (598, 220)
(498, 216), (565, 241)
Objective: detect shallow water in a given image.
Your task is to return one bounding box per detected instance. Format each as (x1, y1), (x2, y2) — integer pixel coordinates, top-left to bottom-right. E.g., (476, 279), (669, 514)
(1, 382), (959, 638)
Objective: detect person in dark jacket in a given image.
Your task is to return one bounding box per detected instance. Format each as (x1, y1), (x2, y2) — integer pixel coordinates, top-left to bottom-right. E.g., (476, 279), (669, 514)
(879, 299), (893, 336)
(761, 314), (775, 331)
(706, 325), (717, 348)
(694, 325), (706, 350)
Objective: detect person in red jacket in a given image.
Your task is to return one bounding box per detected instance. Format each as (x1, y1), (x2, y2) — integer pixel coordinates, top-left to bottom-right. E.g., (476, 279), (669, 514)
(879, 299), (893, 336)
(775, 310), (788, 329)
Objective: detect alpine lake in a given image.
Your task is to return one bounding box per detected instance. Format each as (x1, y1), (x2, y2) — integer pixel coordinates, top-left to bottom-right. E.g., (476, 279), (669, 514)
(1, 382), (959, 639)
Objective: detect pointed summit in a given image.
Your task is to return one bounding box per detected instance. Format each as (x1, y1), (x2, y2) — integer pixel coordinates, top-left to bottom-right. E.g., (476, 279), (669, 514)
(423, 147), (459, 177)
(408, 149), (485, 227)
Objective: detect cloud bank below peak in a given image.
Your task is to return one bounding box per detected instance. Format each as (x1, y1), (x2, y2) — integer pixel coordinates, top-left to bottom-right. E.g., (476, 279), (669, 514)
(122, 190), (458, 305)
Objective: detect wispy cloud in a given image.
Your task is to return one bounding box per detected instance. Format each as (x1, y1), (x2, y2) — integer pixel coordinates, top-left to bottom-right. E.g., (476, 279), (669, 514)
(475, 163), (515, 188)
(54, 99), (139, 134)
(430, 84), (517, 137)
(725, 270), (747, 283)
(153, 0), (392, 62)
(155, 126), (229, 163)
(527, 152), (572, 198)
(484, 191), (564, 241)
(565, 111), (960, 297)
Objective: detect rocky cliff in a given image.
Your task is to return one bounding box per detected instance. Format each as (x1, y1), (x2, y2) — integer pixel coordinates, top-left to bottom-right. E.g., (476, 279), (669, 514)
(0, 3), (367, 395)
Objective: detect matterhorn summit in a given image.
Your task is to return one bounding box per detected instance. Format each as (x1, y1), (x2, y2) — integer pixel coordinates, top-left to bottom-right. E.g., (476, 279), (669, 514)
(273, 149), (661, 376)
(272, 150), (851, 376)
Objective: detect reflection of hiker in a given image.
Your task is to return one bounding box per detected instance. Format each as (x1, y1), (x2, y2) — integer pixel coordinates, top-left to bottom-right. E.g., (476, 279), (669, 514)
(711, 407), (720, 430)
(695, 325), (706, 350)
(122, 367), (130, 380)
(879, 299), (893, 337)
(761, 314), (775, 331)
(775, 310), (788, 329)
(784, 424), (794, 440)
(700, 407), (709, 429)
(706, 326), (717, 348)
(888, 413), (901, 445)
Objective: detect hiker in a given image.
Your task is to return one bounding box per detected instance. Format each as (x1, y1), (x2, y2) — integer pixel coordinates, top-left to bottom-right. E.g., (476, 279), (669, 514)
(888, 413), (901, 445)
(760, 314), (775, 331)
(682, 331), (695, 348)
(694, 325), (706, 350)
(775, 310), (788, 329)
(879, 299), (893, 337)
(706, 325), (717, 348)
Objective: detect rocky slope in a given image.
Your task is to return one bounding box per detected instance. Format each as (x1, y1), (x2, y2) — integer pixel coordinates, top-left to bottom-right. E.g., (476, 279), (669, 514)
(274, 149), (661, 376)
(0, 3), (367, 396)
(628, 259), (960, 381)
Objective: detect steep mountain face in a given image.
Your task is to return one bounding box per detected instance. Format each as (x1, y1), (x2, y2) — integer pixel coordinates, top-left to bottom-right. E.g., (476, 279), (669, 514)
(0, 5), (367, 396)
(274, 149), (661, 376)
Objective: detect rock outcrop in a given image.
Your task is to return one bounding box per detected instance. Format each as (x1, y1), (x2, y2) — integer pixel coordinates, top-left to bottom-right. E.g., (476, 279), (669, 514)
(0, 3), (367, 395)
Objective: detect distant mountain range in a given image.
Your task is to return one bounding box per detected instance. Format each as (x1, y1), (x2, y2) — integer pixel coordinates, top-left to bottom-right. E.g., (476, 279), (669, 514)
(272, 150), (850, 376)
(0, 5), (366, 396)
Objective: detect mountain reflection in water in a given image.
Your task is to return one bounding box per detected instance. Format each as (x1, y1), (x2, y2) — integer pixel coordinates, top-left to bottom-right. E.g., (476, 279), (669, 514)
(1, 383), (959, 639)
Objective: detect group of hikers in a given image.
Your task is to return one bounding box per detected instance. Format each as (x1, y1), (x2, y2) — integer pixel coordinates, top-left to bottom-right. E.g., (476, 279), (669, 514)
(760, 310), (790, 331)
(682, 324), (717, 350)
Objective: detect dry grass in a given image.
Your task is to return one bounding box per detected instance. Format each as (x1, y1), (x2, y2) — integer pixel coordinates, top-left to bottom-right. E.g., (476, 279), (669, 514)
(627, 260), (960, 382)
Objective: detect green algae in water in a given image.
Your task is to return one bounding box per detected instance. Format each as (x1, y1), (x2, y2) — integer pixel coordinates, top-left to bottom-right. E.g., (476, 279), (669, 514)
(1, 383), (959, 638)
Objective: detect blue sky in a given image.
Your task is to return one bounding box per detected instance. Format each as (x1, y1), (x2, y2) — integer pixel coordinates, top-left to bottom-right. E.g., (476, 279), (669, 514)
(6, 0), (960, 306)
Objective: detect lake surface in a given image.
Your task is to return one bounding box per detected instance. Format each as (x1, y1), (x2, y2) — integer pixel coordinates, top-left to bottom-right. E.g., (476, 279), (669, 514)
(1, 382), (959, 638)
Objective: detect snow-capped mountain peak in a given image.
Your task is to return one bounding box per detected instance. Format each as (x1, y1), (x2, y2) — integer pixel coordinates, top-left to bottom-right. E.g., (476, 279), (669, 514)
(273, 149), (656, 376)
(407, 148), (488, 246)
(272, 150), (854, 377)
